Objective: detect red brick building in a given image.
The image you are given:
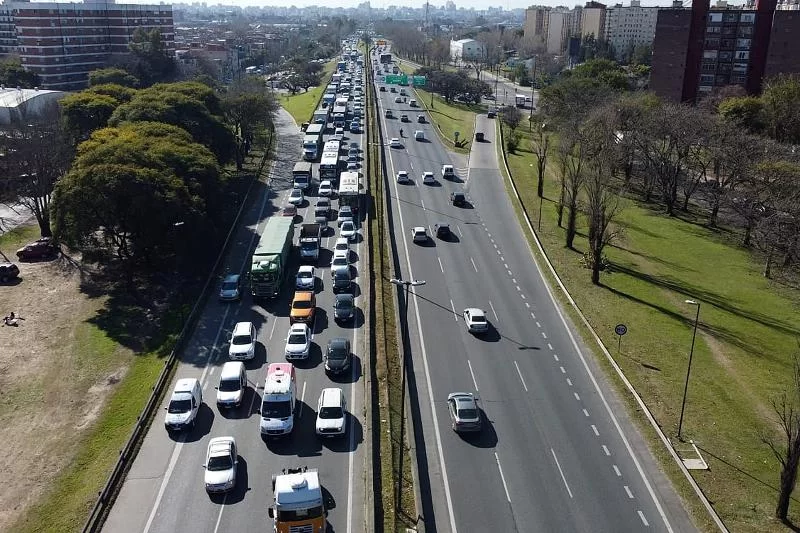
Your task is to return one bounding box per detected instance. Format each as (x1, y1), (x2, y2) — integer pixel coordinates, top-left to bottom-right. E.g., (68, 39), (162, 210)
(651, 0), (800, 102)
(0, 1), (174, 90)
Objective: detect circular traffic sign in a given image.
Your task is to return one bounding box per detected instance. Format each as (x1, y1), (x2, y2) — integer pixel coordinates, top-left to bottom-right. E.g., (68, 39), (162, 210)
(615, 324), (627, 336)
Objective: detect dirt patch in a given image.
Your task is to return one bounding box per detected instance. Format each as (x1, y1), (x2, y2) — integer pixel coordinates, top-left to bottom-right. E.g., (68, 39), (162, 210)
(0, 252), (131, 531)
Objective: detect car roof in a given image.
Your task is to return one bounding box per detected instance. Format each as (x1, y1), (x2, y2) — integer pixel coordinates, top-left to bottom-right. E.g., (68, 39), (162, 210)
(340, 205), (353, 212)
(335, 293), (354, 304)
(293, 291), (314, 302)
(232, 321), (253, 334)
(413, 226), (426, 232)
(333, 248), (349, 258)
(465, 308), (485, 317)
(289, 322), (309, 334)
(298, 265), (314, 274)
(448, 392), (475, 404)
(220, 361), (244, 379)
(319, 387), (344, 408)
(335, 237), (349, 245)
(208, 436), (235, 455)
(222, 274), (240, 283)
(328, 337), (349, 350)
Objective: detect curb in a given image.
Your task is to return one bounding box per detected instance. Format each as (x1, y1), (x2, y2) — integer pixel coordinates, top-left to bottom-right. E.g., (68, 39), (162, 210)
(495, 122), (727, 533)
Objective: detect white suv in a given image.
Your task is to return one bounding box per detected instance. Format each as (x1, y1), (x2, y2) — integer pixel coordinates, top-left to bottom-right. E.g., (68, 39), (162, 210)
(228, 321), (256, 360)
(316, 387), (347, 437)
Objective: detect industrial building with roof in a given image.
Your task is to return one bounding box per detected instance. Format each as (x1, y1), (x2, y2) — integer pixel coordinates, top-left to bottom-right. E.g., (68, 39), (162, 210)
(0, 87), (64, 124)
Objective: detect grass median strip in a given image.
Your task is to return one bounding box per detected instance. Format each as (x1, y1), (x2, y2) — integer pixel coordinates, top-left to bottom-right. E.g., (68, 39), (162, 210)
(499, 123), (800, 532)
(279, 60), (337, 125)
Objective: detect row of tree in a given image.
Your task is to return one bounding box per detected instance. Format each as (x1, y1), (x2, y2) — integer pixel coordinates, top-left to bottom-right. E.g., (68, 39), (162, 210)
(412, 66), (492, 104)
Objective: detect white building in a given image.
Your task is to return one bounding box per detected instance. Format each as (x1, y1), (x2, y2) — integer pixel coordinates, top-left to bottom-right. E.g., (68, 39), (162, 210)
(0, 88), (65, 125)
(546, 11), (577, 54)
(603, 0), (659, 61)
(450, 38), (486, 63)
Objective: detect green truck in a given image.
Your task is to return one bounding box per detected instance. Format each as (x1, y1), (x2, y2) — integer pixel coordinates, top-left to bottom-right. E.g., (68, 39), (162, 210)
(251, 217), (294, 299)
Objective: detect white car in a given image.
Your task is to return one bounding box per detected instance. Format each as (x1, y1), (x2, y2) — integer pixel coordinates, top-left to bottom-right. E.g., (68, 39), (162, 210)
(396, 170), (410, 184)
(331, 249), (350, 276)
(316, 387), (347, 437)
(334, 236), (350, 256)
(228, 321), (256, 360)
(204, 437), (238, 493)
(285, 323), (311, 359)
(335, 127), (345, 137)
(463, 308), (490, 334)
(340, 220), (357, 242)
(296, 265), (315, 290)
(422, 172), (435, 185)
(288, 188), (304, 206)
(394, 96), (402, 103)
(319, 180), (333, 197)
(347, 161), (359, 170)
(411, 226), (428, 243)
(389, 137), (402, 148)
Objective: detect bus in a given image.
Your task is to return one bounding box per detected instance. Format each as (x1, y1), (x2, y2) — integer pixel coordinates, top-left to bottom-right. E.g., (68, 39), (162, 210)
(338, 171), (361, 214)
(319, 143), (341, 182)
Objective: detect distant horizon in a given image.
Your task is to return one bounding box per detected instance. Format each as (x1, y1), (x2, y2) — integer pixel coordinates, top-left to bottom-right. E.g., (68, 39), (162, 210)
(21, 0), (736, 11)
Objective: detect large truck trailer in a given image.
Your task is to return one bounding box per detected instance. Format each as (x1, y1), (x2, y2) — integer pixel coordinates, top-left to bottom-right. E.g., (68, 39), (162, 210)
(250, 217), (294, 299)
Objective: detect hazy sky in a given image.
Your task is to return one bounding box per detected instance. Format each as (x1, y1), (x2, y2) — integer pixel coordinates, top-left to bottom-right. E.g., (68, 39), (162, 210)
(172, 0), (678, 9)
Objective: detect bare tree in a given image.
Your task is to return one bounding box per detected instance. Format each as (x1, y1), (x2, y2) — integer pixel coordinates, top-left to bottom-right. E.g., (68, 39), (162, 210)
(531, 121), (550, 198)
(0, 102), (73, 237)
(500, 106), (523, 131)
(762, 355), (800, 522)
(558, 126), (590, 249)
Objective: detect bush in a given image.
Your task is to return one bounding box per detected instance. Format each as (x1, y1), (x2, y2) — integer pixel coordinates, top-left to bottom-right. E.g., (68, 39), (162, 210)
(506, 130), (521, 153)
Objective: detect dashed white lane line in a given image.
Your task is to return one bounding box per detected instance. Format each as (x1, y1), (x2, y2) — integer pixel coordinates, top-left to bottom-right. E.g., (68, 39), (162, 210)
(553, 354), (559, 361)
(613, 464), (622, 477)
(591, 424), (599, 436)
(551, 448), (574, 499)
(493, 242), (498, 249)
(560, 366), (566, 374)
(525, 302), (530, 308)
(420, 197), (426, 209)
(470, 257), (478, 272)
(536, 321), (541, 328)
(495, 453), (512, 503)
(511, 278), (517, 284)
(624, 485), (634, 499)
(298, 381), (307, 419)
(514, 361), (528, 392)
(269, 314), (277, 340)
(212, 493), (229, 533)
(450, 299), (458, 321)
(531, 312), (536, 320)
(438, 256), (444, 273)
(638, 511), (650, 526)
(503, 262), (508, 269)
(507, 270), (513, 276)
(602, 445), (611, 456)
(541, 331), (547, 339)
(547, 343), (553, 350)
(467, 360), (479, 391)
(488, 300), (499, 321)
(566, 378), (573, 387)
(457, 225), (463, 237)
(574, 392), (581, 401)
(583, 408), (590, 417)
(516, 285), (522, 292)
(519, 293), (526, 300)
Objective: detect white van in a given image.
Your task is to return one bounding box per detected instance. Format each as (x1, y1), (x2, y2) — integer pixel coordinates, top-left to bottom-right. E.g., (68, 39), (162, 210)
(441, 164), (455, 178)
(260, 363), (297, 437)
(216, 361), (246, 409)
(409, 99), (417, 107)
(228, 321), (256, 360)
(414, 130), (425, 141)
(316, 387), (347, 437)
(164, 378), (202, 432)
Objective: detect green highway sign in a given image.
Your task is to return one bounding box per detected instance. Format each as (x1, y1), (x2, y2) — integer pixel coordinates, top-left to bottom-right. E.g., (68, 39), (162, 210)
(412, 75), (426, 87)
(385, 74), (408, 85)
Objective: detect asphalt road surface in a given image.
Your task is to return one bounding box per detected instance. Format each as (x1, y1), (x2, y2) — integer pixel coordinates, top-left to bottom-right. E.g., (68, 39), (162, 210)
(104, 101), (369, 532)
(374, 48), (696, 533)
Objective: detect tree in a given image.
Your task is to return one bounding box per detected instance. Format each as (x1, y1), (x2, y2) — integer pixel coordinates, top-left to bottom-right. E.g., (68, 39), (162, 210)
(631, 44), (652, 66)
(500, 106), (523, 131)
(718, 96), (765, 134)
(761, 74), (800, 145)
(88, 67), (139, 88)
(0, 103), (73, 237)
(558, 126), (589, 248)
(126, 28), (176, 86)
(59, 91), (120, 142)
(52, 122), (221, 268)
(762, 355), (800, 522)
(531, 121), (551, 198)
(222, 77), (276, 170)
(0, 56), (38, 88)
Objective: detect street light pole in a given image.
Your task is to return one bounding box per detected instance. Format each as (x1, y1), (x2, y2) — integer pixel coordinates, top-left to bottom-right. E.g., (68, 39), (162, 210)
(677, 299), (701, 441)
(390, 277), (426, 513)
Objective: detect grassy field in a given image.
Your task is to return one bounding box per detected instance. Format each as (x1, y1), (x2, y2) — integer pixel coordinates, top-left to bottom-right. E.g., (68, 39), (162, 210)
(500, 124), (800, 532)
(279, 60), (337, 125)
(395, 62), (482, 154)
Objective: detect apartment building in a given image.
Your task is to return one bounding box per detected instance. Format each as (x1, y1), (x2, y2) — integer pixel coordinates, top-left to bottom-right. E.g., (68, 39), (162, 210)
(450, 38), (486, 62)
(651, 0), (800, 102)
(582, 2), (607, 39)
(604, 0), (659, 60)
(0, 1), (174, 91)
(524, 5), (550, 40)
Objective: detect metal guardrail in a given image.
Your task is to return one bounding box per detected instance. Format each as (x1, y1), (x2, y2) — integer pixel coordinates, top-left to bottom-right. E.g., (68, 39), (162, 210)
(81, 137), (273, 533)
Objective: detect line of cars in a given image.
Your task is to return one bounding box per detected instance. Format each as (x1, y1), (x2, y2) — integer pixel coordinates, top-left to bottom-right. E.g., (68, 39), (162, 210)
(374, 48), (485, 436)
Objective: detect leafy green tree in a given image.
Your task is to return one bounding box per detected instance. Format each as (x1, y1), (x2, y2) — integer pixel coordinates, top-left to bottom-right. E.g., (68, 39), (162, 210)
(52, 122), (221, 266)
(127, 28), (176, 86)
(87, 83), (137, 103)
(109, 82), (234, 164)
(761, 74), (800, 144)
(0, 56), (38, 88)
(88, 67), (139, 88)
(60, 91), (120, 141)
(222, 77), (276, 170)
(718, 96), (765, 134)
(631, 44), (652, 66)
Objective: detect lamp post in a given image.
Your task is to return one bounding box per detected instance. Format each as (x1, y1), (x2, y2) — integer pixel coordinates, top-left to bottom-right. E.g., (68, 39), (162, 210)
(390, 277), (426, 512)
(677, 299), (701, 441)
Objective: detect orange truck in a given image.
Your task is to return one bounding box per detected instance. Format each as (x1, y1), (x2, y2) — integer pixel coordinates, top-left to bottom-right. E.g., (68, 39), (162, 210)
(268, 467), (326, 533)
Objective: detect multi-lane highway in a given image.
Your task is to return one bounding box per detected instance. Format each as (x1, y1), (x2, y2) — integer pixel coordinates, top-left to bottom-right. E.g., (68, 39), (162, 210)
(374, 47), (695, 532)
(104, 81), (369, 531)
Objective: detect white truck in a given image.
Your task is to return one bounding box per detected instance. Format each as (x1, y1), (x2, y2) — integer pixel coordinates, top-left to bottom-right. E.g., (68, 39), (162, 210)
(515, 94), (527, 108)
(268, 467), (326, 533)
(299, 223), (321, 263)
(260, 363), (297, 438)
(292, 162), (313, 190)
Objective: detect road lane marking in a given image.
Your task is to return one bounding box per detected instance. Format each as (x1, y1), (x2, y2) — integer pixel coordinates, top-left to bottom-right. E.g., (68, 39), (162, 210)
(566, 378), (573, 387)
(525, 302), (530, 308)
(450, 299), (458, 320)
(583, 408), (590, 417)
(467, 360), (479, 391)
(624, 485), (634, 499)
(488, 300), (498, 321)
(470, 257), (478, 272)
(420, 197), (425, 209)
(547, 343), (553, 350)
(602, 445), (611, 456)
(541, 331), (547, 339)
(519, 293), (525, 300)
(512, 278), (517, 284)
(212, 492), (229, 533)
(438, 256), (444, 273)
(457, 225), (463, 237)
(495, 453), (512, 502)
(531, 312), (536, 320)
(574, 392), (581, 401)
(536, 321), (541, 328)
(591, 424), (599, 436)
(298, 381), (307, 419)
(553, 354), (559, 361)
(514, 361), (528, 392)
(638, 511), (649, 526)
(551, 448), (574, 498)
(613, 464), (622, 477)
(560, 366), (566, 374)
(269, 315), (277, 340)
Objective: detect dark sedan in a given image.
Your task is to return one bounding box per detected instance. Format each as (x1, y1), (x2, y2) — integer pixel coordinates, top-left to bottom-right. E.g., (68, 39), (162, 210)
(324, 337), (352, 375)
(16, 237), (58, 261)
(334, 293), (355, 322)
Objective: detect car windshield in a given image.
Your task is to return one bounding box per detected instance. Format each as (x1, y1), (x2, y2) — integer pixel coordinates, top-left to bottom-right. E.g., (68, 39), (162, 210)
(328, 346), (348, 360)
(333, 257), (347, 266)
(298, 271), (312, 279)
(276, 506), (324, 521)
(291, 191), (301, 198)
(458, 408), (479, 420)
(288, 333), (307, 344)
(293, 300), (311, 309)
(231, 334), (252, 345)
(221, 281), (237, 291)
(168, 399), (191, 414)
(207, 454), (233, 471)
(262, 400), (292, 418)
(471, 315), (486, 323)
(319, 406), (344, 419)
(218, 378), (240, 392)
(342, 222), (354, 231)
(336, 243), (348, 251)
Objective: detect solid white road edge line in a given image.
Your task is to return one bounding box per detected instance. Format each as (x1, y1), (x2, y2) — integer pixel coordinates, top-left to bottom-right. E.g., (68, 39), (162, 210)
(467, 360), (479, 391)
(494, 452), (511, 503)
(551, 448), (574, 499)
(513, 361), (528, 392)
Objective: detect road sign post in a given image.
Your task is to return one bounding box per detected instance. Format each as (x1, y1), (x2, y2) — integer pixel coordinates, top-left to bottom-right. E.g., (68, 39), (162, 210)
(614, 323), (627, 353)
